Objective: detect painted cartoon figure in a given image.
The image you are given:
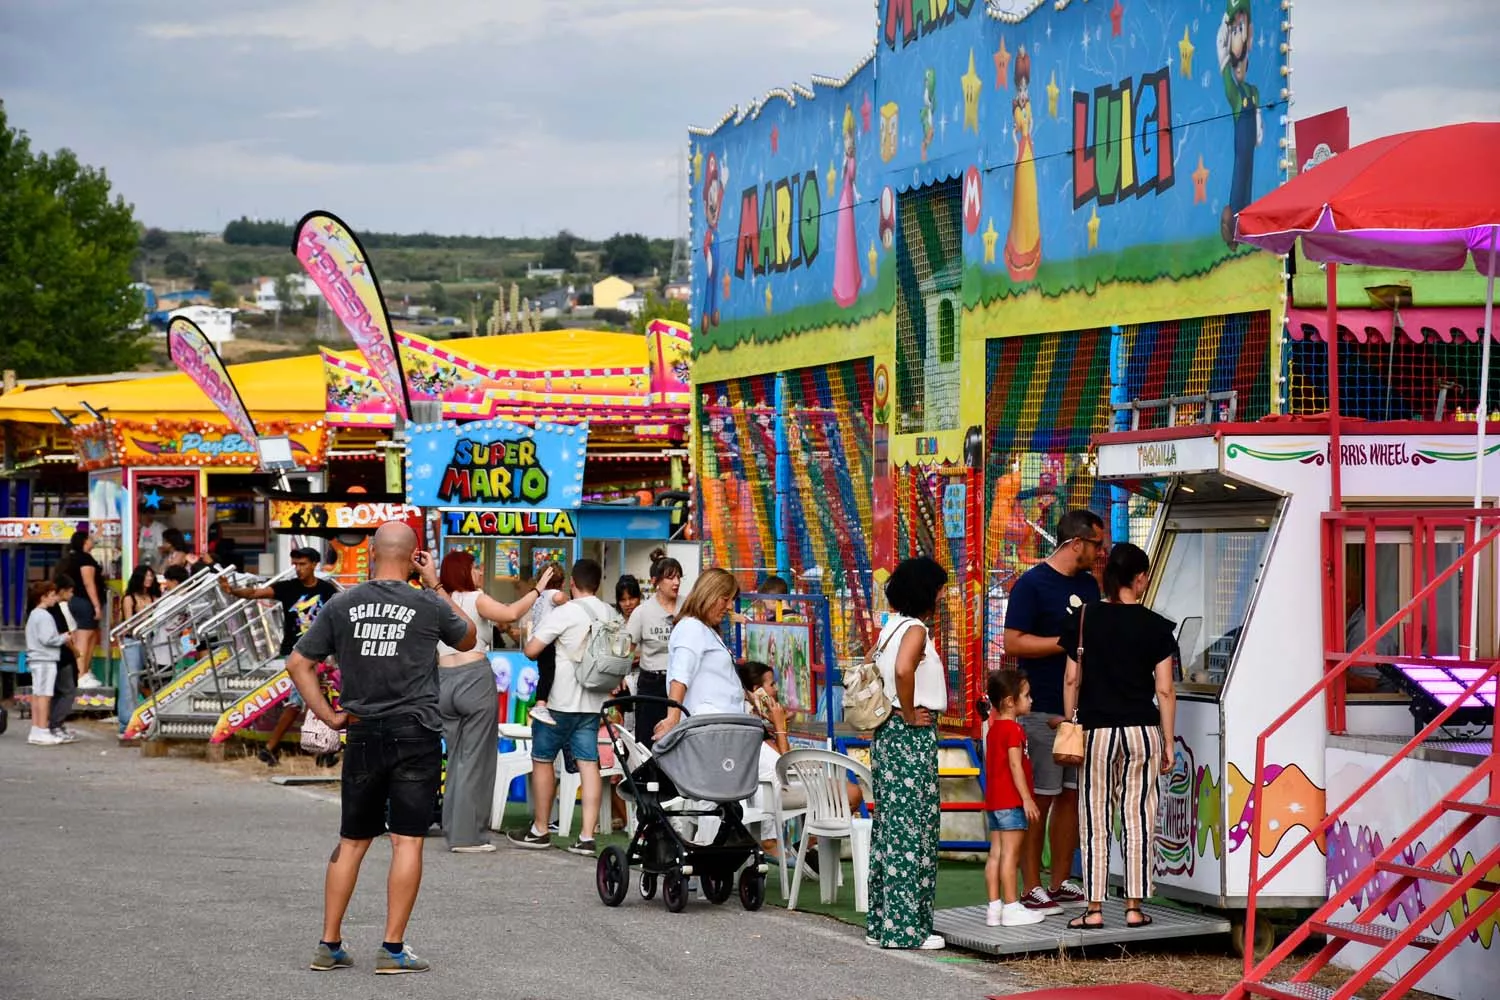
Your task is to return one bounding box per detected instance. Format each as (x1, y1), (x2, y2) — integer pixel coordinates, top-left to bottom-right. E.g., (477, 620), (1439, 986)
(920, 69), (936, 161)
(1004, 46), (1042, 282)
(832, 106), (863, 308)
(1217, 0), (1262, 245)
(700, 152), (725, 329)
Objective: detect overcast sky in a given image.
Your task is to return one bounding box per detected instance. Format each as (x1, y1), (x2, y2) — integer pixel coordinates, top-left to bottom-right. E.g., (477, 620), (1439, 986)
(2, 0), (1495, 239)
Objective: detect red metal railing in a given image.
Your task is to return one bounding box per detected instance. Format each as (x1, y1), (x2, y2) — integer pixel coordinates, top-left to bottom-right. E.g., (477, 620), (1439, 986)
(1243, 516), (1500, 980)
(1320, 508), (1490, 734)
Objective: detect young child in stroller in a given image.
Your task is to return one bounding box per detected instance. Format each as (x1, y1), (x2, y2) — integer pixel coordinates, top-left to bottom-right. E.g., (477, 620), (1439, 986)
(594, 694), (771, 912)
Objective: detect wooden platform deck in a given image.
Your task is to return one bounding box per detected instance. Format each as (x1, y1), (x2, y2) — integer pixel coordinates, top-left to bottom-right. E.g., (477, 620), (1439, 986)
(933, 898), (1230, 956)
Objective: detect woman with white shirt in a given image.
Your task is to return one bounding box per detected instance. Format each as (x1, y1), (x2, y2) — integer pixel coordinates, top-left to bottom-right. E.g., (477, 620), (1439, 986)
(867, 556), (950, 951)
(627, 555), (682, 746)
(654, 568), (744, 739)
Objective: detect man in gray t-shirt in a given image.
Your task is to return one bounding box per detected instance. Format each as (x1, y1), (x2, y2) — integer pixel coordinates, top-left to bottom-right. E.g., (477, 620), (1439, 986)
(286, 522), (474, 976)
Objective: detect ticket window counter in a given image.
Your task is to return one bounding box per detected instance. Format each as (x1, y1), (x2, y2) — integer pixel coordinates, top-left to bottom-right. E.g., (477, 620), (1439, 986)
(1147, 497), (1278, 695)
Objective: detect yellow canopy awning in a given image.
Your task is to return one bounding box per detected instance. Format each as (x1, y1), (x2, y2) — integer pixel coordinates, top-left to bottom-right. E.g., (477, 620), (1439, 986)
(0, 353), (329, 424)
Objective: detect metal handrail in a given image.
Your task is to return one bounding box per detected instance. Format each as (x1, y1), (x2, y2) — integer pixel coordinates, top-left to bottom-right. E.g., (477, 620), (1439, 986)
(1241, 519), (1500, 979)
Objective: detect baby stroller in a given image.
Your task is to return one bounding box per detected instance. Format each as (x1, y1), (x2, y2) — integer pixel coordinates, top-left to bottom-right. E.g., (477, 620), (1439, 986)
(596, 696), (770, 912)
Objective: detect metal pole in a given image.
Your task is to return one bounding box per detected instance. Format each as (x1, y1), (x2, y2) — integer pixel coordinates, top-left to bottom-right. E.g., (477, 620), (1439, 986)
(1327, 262), (1343, 512)
(1468, 228), (1498, 657)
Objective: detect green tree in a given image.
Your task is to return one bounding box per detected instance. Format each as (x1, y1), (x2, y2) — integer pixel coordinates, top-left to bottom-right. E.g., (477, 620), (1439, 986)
(192, 266), (215, 290)
(163, 249), (192, 278)
(600, 232), (655, 276)
(541, 230), (581, 271)
(210, 281), (238, 308)
(630, 292), (690, 334)
(0, 103), (145, 377)
(140, 226), (169, 250)
(426, 281), (451, 313)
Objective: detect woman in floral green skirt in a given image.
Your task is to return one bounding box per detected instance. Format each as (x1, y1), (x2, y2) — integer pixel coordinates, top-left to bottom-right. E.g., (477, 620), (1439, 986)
(866, 556), (950, 950)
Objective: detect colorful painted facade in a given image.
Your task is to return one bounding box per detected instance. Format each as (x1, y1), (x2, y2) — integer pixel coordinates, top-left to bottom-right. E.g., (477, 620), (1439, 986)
(690, 0), (1290, 725)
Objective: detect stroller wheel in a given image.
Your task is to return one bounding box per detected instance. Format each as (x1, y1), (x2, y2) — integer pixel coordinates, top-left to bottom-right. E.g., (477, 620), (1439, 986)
(596, 846), (629, 907)
(738, 869), (766, 912)
(701, 872), (733, 905)
(638, 872), (657, 900)
(662, 871), (689, 913)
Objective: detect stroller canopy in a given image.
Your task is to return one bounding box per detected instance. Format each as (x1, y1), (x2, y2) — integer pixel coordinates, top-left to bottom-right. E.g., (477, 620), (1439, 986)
(652, 714), (768, 803)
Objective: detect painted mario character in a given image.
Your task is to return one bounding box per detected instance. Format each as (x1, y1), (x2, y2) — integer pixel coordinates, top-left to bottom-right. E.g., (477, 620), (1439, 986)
(1218, 0), (1262, 245)
(700, 152), (725, 330)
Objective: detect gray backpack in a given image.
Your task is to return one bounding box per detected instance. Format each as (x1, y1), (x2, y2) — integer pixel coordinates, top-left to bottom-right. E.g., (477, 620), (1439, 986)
(573, 601), (634, 692)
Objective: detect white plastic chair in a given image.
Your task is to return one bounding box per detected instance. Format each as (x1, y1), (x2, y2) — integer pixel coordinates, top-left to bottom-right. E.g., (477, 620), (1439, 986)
(777, 748), (874, 912)
(750, 777), (810, 898)
(554, 730), (622, 838)
(489, 725), (534, 831)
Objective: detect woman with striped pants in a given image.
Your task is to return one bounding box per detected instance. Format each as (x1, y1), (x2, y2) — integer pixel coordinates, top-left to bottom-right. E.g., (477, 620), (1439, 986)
(1060, 542), (1177, 929)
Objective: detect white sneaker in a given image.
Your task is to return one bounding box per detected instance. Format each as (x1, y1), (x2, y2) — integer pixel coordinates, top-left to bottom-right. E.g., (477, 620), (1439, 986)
(986, 900), (1004, 927)
(917, 934), (946, 950)
(529, 705), (555, 726)
(28, 727), (63, 746)
(449, 843), (497, 853)
(51, 729), (80, 744)
(864, 935), (878, 946)
(77, 672), (103, 690)
(1001, 901), (1047, 926)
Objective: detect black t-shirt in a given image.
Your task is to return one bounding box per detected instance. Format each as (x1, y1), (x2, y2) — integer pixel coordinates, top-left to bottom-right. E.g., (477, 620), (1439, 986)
(271, 577), (340, 657)
(1061, 601), (1177, 730)
(66, 551), (104, 605)
(1004, 562), (1101, 715)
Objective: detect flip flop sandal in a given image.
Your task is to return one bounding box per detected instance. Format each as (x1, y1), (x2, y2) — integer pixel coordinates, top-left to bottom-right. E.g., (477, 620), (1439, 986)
(1125, 908), (1154, 928)
(1068, 911), (1105, 930)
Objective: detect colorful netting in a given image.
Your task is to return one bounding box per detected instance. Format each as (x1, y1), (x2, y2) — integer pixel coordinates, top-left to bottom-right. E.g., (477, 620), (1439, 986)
(895, 180), (964, 435)
(1285, 337), (1500, 420)
(698, 360), (877, 660)
(1118, 312), (1273, 428)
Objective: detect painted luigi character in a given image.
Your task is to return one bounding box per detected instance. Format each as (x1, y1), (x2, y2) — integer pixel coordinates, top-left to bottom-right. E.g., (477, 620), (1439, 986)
(1217, 0), (1262, 245)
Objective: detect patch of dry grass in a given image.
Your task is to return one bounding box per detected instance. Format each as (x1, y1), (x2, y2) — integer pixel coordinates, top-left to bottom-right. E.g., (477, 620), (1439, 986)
(999, 942), (1442, 999)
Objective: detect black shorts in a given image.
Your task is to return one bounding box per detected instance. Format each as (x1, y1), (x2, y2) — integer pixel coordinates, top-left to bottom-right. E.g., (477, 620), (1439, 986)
(340, 715), (441, 840)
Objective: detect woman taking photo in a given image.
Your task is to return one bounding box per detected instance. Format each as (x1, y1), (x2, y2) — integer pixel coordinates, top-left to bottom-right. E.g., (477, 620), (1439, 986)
(434, 551), (557, 853)
(627, 555), (682, 746)
(867, 556), (950, 951)
(653, 567), (742, 739)
(1061, 542), (1177, 929)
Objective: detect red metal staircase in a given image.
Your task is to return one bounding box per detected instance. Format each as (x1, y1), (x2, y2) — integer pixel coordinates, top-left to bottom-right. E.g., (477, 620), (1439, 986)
(1223, 516), (1500, 1000)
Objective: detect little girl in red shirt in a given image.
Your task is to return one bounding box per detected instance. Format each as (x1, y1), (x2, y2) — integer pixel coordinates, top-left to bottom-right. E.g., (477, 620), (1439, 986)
(984, 668), (1045, 927)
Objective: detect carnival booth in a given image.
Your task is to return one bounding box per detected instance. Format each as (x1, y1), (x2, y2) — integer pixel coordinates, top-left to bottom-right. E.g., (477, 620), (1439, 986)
(405, 417), (695, 725)
(1094, 417), (1497, 978)
(0, 516), (121, 716)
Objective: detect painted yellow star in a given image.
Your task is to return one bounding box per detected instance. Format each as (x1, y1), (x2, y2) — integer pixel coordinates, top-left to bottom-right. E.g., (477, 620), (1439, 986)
(1087, 205), (1101, 250)
(692, 146), (703, 185)
(961, 50), (982, 132)
(765, 284), (774, 314)
(1179, 27), (1195, 79)
(827, 161), (838, 197)
(868, 241), (879, 278)
(1046, 70), (1060, 119)
(982, 218), (999, 264)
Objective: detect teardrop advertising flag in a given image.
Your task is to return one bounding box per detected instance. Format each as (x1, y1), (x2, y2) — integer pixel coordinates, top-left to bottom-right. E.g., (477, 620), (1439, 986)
(291, 210), (410, 419)
(167, 316), (259, 447)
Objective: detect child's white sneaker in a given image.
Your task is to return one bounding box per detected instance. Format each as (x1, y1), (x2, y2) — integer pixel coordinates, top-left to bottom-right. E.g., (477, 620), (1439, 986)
(986, 900), (1004, 927)
(1001, 901), (1047, 926)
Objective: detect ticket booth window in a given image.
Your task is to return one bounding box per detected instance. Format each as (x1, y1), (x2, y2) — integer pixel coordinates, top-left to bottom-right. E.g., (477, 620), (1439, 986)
(1148, 504), (1274, 689)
